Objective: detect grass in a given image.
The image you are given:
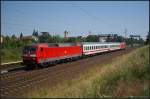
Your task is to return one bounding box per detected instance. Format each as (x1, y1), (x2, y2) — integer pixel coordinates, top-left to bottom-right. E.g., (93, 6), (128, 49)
(1, 48), (22, 63)
(26, 46), (149, 98)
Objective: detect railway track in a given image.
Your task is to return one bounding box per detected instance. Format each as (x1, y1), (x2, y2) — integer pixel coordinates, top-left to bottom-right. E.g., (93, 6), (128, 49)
(0, 48), (135, 98)
(0, 61), (25, 75)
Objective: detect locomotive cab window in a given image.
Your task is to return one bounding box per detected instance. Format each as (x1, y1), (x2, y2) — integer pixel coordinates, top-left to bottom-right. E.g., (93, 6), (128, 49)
(23, 46), (36, 53)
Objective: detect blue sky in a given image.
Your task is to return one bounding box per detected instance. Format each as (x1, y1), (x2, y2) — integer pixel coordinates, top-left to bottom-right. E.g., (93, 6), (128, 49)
(1, 1), (149, 39)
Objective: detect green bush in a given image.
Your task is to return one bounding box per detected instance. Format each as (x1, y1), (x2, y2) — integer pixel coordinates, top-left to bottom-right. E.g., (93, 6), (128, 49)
(1, 48), (22, 63)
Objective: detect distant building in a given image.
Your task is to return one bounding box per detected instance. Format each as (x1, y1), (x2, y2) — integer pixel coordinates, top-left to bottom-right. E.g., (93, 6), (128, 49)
(17, 35), (38, 41)
(67, 36), (82, 39)
(41, 32), (49, 35)
(22, 36), (33, 40)
(98, 34), (118, 42)
(86, 34), (118, 42)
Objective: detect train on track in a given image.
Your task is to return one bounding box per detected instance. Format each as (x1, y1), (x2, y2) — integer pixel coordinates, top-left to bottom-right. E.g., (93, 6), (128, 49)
(22, 42), (126, 68)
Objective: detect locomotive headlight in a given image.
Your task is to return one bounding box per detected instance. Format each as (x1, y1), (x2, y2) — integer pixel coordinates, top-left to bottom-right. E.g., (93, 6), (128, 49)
(32, 57), (36, 60)
(30, 54), (36, 57)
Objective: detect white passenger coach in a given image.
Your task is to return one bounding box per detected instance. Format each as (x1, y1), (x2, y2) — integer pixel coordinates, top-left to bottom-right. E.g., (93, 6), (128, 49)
(82, 42), (123, 55)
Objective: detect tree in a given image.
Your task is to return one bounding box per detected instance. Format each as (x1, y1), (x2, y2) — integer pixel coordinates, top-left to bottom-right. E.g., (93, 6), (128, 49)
(115, 36), (124, 42)
(3, 35), (11, 49)
(52, 35), (63, 43)
(39, 33), (51, 43)
(32, 29), (36, 36)
(145, 32), (149, 45)
(35, 30), (39, 37)
(20, 33), (23, 39)
(12, 34), (16, 40)
(64, 30), (69, 38)
(86, 35), (98, 42)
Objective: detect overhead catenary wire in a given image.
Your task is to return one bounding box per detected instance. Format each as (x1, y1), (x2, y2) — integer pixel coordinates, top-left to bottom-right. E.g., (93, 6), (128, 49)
(71, 3), (115, 28)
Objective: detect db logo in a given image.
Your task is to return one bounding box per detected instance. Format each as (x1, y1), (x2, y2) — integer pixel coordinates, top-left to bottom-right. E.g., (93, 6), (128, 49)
(64, 50), (67, 54)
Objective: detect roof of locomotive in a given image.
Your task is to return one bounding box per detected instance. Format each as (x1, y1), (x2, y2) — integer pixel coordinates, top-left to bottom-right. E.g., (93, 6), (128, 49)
(25, 42), (123, 48)
(25, 42), (81, 47)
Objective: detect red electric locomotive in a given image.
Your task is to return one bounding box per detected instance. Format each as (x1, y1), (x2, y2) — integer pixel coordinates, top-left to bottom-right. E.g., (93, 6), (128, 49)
(22, 42), (126, 68)
(22, 43), (82, 67)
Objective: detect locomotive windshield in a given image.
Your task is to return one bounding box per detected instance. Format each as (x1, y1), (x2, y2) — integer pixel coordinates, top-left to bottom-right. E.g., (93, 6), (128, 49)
(23, 46), (36, 53)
